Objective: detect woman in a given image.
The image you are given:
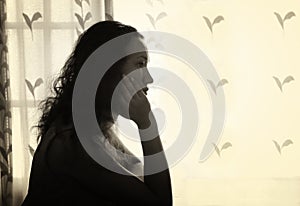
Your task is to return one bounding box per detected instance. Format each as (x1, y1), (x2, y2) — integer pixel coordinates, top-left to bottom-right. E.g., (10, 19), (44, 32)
(22, 21), (172, 205)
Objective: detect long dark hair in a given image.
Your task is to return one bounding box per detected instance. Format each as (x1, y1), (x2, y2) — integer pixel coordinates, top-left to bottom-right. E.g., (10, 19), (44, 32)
(36, 21), (139, 141)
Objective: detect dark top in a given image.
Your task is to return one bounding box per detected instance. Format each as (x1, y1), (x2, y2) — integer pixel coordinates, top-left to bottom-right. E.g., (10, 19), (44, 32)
(21, 123), (165, 206)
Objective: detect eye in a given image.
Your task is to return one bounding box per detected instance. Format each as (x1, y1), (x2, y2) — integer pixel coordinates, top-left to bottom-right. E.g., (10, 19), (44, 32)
(137, 60), (147, 68)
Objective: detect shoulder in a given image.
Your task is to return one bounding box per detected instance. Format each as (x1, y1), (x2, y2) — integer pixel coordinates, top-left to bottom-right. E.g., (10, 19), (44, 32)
(46, 127), (107, 175)
(46, 128), (78, 173)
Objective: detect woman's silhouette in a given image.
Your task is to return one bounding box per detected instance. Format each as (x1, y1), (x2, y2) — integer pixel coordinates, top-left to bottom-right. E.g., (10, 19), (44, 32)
(21, 21), (172, 206)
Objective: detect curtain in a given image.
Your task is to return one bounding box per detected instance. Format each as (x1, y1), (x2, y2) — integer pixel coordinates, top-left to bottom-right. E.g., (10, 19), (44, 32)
(5, 0), (113, 205)
(0, 0), (13, 206)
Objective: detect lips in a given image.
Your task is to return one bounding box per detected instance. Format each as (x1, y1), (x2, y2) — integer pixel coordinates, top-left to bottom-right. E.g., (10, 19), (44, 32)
(142, 87), (149, 95)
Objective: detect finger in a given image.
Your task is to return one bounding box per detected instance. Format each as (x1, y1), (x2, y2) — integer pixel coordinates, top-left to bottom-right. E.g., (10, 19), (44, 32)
(127, 76), (146, 99)
(122, 74), (143, 99)
(119, 80), (132, 102)
(112, 77), (131, 103)
(123, 75), (137, 95)
(130, 77), (146, 98)
(118, 95), (131, 118)
(136, 89), (146, 97)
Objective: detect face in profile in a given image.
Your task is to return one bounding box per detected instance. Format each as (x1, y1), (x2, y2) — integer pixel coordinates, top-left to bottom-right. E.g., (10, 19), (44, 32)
(95, 36), (153, 122)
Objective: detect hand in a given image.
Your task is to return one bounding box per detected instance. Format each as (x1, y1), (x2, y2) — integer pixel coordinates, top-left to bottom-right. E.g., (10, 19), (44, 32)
(118, 75), (151, 127)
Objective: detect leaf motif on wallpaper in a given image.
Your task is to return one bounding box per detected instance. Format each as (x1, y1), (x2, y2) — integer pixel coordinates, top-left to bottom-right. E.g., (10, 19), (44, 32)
(74, 0), (93, 35)
(75, 0), (82, 7)
(146, 0), (164, 6)
(85, 12), (92, 22)
(207, 79), (228, 95)
(25, 78), (44, 105)
(146, 0), (153, 6)
(75, 0), (90, 7)
(203, 15), (224, 34)
(212, 142), (232, 157)
(146, 12), (167, 29)
(273, 139), (293, 155)
(155, 43), (164, 50)
(274, 11), (296, 30)
(273, 75), (294, 92)
(22, 12), (42, 40)
(75, 13), (84, 30)
(28, 145), (35, 157)
(146, 36), (165, 51)
(146, 37), (156, 44)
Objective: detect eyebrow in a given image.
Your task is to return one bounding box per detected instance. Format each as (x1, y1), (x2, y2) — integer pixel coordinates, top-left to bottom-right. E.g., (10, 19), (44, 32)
(138, 55), (149, 62)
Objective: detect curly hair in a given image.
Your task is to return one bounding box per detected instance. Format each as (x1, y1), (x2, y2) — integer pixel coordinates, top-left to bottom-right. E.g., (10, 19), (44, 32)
(36, 21), (140, 142)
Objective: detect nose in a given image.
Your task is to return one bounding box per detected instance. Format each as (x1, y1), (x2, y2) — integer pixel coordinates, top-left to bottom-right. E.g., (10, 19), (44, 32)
(144, 69), (154, 85)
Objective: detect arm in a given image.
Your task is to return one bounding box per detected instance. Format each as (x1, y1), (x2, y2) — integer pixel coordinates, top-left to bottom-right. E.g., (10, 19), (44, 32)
(122, 74), (173, 205)
(138, 111), (172, 205)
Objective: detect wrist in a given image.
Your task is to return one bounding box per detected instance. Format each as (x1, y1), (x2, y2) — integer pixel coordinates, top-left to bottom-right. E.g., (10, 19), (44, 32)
(136, 111), (157, 129)
(137, 118), (151, 129)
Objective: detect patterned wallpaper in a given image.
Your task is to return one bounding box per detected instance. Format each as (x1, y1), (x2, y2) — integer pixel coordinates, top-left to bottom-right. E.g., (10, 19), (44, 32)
(114, 0), (300, 204)
(114, 0), (300, 178)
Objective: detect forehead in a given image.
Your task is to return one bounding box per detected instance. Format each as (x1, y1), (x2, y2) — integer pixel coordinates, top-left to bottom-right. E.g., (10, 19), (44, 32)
(125, 51), (148, 61)
(124, 36), (148, 58)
